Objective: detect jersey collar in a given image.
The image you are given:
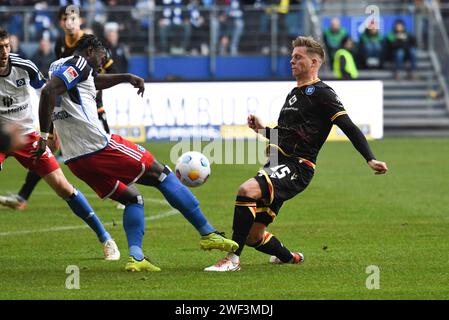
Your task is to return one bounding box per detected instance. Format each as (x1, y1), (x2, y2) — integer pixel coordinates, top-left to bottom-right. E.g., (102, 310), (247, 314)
(297, 78), (321, 88)
(65, 30), (85, 49)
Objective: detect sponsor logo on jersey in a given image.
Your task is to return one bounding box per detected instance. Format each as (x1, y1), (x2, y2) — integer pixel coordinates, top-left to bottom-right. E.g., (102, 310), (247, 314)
(2, 96), (13, 107)
(137, 145), (146, 153)
(52, 110), (72, 121)
(305, 85), (315, 95)
(15, 78), (26, 87)
(63, 66), (79, 83)
(288, 95), (297, 106)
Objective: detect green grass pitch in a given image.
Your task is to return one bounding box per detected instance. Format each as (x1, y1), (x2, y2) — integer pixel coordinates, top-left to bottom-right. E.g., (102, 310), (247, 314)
(0, 138), (448, 300)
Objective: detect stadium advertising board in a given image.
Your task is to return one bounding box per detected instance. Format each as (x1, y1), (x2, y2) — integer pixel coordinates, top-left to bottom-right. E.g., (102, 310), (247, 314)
(32, 81), (383, 142)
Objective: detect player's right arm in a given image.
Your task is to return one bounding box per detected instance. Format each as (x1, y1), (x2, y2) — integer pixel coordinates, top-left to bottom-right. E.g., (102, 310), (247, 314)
(32, 76), (68, 158)
(248, 114), (272, 139)
(38, 77), (68, 133)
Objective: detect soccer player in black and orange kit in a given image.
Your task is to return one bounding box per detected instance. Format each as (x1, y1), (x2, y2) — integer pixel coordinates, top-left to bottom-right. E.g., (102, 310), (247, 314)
(0, 5), (114, 210)
(205, 36), (388, 272)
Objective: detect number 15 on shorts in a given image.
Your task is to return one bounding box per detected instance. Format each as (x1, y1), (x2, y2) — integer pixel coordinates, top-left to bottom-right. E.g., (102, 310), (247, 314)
(269, 165), (291, 179)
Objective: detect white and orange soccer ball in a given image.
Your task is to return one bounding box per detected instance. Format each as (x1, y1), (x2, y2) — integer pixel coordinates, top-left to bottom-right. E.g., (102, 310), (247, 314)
(175, 151), (211, 187)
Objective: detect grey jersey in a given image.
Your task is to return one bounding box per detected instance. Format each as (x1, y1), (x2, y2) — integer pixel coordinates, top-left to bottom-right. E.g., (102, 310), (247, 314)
(0, 53), (45, 135)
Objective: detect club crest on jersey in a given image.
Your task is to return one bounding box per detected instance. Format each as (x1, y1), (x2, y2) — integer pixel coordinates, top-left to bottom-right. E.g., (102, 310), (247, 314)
(16, 78), (26, 87)
(305, 85), (315, 95)
(288, 95), (297, 106)
(63, 66), (79, 83)
(137, 145), (145, 153)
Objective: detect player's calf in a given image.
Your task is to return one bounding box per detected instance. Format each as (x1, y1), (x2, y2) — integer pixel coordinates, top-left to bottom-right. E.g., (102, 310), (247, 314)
(249, 231), (296, 263)
(42, 168), (74, 199)
(115, 187), (148, 262)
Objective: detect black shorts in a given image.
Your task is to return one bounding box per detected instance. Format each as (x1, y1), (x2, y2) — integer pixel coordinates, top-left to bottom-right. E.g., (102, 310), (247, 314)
(253, 156), (314, 226)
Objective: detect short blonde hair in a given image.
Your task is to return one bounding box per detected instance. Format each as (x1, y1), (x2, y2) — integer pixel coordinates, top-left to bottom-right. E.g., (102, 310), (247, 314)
(292, 36), (326, 63)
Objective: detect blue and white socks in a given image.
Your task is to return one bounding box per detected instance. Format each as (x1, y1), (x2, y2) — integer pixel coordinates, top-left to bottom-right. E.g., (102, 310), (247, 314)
(123, 200), (145, 261)
(157, 171), (215, 236)
(66, 189), (111, 243)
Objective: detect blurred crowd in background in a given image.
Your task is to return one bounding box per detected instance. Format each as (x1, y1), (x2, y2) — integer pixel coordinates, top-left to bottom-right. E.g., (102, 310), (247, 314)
(0, 0), (423, 79)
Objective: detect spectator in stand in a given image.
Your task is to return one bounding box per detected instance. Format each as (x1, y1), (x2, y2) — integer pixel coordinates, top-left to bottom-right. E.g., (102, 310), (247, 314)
(104, 0), (135, 32)
(158, 0), (192, 55)
(215, 0), (244, 56)
(82, 0), (107, 30)
(104, 22), (129, 72)
(30, 1), (58, 41)
(385, 19), (417, 80)
(9, 34), (27, 58)
(133, 0), (155, 33)
(187, 0), (209, 55)
(286, 0), (305, 39)
(1, 0), (28, 40)
(255, 0), (293, 55)
(31, 36), (56, 77)
(323, 17), (348, 67)
(333, 36), (359, 80)
(357, 21), (384, 69)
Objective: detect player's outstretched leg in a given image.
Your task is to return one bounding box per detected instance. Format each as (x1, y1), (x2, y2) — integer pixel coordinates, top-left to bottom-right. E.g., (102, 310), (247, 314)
(204, 194), (256, 272)
(116, 186), (160, 272)
(43, 169), (120, 261)
(205, 178), (264, 272)
(140, 163), (238, 253)
(246, 226), (304, 265)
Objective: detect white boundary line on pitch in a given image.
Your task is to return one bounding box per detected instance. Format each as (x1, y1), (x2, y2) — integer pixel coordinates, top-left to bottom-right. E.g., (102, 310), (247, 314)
(0, 209), (179, 237)
(30, 191), (170, 205)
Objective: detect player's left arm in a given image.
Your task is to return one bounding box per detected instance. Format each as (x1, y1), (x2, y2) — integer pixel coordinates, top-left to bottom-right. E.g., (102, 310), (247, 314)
(333, 115), (388, 174)
(322, 88), (388, 175)
(94, 73), (145, 96)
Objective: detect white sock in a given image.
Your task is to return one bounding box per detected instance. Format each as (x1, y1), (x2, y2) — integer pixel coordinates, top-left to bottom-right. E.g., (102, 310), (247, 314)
(226, 252), (240, 264)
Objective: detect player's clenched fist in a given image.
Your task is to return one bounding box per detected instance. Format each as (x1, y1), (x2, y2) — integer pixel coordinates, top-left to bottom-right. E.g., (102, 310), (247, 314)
(247, 114), (265, 132)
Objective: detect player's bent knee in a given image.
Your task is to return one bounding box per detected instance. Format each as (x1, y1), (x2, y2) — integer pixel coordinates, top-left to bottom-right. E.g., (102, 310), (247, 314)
(237, 180), (262, 199)
(138, 160), (166, 186)
(117, 190), (144, 206)
(246, 235), (263, 247)
(127, 194), (144, 205)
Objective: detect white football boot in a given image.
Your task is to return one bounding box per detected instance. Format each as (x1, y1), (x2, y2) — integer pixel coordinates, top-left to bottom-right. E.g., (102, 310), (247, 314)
(0, 194), (27, 210)
(103, 239), (121, 261)
(204, 255), (240, 272)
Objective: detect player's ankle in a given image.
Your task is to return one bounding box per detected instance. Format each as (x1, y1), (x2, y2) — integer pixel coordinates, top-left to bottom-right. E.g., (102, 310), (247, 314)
(226, 252), (240, 264)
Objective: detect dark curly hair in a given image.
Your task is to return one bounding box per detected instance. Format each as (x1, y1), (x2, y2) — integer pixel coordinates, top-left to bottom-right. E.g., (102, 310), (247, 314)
(75, 34), (106, 53)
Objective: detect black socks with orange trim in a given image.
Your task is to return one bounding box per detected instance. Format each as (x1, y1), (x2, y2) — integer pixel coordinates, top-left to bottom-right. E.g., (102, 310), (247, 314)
(232, 195), (256, 256)
(253, 232), (293, 263)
